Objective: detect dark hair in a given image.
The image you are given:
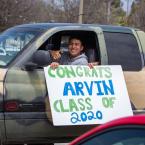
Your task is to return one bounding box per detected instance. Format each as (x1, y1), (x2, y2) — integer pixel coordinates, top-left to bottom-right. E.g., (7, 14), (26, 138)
(68, 36), (84, 46)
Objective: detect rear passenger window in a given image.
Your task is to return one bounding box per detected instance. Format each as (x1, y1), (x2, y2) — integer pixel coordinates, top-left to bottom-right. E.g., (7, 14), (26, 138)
(104, 32), (142, 71)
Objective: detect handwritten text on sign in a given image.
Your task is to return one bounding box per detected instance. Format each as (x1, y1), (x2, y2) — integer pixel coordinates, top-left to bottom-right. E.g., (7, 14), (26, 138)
(44, 65), (133, 126)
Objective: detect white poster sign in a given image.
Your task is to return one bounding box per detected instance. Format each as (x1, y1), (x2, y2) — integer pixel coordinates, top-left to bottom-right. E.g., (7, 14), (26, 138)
(44, 65), (133, 126)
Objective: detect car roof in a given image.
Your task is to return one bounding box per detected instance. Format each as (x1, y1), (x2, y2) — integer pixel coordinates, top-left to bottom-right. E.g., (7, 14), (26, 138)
(13, 23), (137, 33)
(69, 115), (145, 145)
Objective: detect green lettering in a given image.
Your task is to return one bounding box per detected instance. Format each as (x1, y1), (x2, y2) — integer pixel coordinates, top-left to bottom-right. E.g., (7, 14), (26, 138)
(78, 98), (85, 111)
(83, 67), (91, 77)
(48, 67), (55, 78)
(109, 97), (115, 108)
(65, 66), (76, 78)
(104, 67), (112, 78)
(102, 97), (110, 108)
(98, 67), (103, 78)
(53, 100), (60, 112)
(60, 100), (69, 112)
(69, 99), (79, 112)
(85, 98), (92, 110)
(56, 67), (65, 78)
(91, 68), (98, 77)
(76, 66), (83, 77)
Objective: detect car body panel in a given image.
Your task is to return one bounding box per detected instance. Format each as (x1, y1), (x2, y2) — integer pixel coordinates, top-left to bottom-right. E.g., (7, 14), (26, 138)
(4, 68), (96, 142)
(123, 29), (145, 111)
(0, 69), (7, 142)
(124, 69), (145, 110)
(135, 30), (145, 64)
(69, 115), (145, 145)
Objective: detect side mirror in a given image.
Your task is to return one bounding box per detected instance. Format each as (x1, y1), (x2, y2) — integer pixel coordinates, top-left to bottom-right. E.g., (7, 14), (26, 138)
(24, 50), (51, 71)
(24, 62), (38, 71)
(32, 50), (51, 66)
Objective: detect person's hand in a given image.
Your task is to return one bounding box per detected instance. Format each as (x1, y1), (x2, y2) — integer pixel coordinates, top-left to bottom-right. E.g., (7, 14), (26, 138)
(88, 61), (100, 69)
(50, 62), (59, 69)
(50, 50), (61, 60)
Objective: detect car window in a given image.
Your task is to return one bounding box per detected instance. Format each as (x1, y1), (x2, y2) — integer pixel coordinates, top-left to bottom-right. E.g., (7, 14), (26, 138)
(104, 32), (142, 71)
(0, 28), (41, 66)
(38, 30), (100, 64)
(78, 127), (145, 145)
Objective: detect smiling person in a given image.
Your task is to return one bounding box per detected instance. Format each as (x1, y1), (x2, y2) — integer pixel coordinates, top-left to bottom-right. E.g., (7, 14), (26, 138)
(50, 37), (88, 69)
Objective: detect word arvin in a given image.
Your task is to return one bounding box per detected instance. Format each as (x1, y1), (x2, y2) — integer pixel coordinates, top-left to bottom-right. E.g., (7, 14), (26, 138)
(63, 80), (115, 96)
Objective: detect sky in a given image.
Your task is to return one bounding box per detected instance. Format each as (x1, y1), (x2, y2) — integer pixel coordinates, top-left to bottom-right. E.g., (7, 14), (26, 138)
(121, 0), (134, 13)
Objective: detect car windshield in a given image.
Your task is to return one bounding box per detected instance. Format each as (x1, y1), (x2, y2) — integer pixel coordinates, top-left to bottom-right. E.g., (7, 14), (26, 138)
(0, 27), (43, 66)
(79, 127), (145, 145)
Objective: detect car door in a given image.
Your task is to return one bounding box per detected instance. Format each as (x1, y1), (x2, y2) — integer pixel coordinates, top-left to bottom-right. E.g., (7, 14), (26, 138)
(4, 67), (49, 142)
(103, 30), (145, 112)
(4, 25), (105, 143)
(0, 69), (7, 143)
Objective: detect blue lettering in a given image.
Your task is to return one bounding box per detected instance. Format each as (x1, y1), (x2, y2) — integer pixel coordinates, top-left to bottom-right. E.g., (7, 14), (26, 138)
(74, 82), (84, 96)
(63, 80), (114, 97)
(94, 81), (104, 96)
(63, 82), (76, 96)
(84, 81), (93, 95)
(103, 80), (114, 95)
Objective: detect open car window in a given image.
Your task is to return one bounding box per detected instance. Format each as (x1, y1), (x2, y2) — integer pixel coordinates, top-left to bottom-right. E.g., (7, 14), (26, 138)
(39, 30), (100, 63)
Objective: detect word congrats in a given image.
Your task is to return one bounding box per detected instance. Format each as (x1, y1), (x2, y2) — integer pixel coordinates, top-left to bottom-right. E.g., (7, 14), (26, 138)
(44, 65), (133, 126)
(47, 66), (112, 78)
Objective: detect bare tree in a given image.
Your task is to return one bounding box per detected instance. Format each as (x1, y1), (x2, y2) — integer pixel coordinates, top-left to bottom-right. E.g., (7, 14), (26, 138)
(128, 0), (145, 30)
(0, 0), (50, 31)
(83, 0), (124, 24)
(0, 0), (126, 31)
(51, 0), (79, 23)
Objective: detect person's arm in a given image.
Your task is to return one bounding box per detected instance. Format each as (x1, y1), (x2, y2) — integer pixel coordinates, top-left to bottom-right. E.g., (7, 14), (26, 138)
(50, 62), (60, 69)
(50, 50), (61, 61)
(49, 50), (61, 69)
(88, 61), (100, 68)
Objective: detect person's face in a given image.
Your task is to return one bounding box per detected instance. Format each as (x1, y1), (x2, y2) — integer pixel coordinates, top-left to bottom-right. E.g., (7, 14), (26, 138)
(68, 38), (84, 57)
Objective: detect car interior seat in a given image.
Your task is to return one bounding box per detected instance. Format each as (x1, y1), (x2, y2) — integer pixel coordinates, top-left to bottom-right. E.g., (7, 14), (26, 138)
(85, 48), (97, 63)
